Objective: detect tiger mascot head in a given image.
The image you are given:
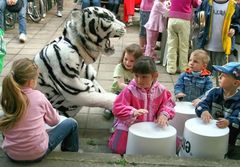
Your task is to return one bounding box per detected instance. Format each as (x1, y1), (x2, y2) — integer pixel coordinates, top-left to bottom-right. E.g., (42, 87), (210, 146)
(64, 7), (126, 64)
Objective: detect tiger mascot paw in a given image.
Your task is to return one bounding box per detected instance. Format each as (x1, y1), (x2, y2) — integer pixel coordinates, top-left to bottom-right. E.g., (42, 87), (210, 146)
(34, 7), (126, 117)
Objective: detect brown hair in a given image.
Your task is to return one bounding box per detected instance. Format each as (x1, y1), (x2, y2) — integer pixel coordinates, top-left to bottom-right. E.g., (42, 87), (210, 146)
(190, 49), (210, 65)
(0, 58), (38, 131)
(120, 43), (143, 69)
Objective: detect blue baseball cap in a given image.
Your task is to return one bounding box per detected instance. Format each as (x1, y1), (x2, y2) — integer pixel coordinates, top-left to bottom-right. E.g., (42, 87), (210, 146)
(213, 62), (240, 80)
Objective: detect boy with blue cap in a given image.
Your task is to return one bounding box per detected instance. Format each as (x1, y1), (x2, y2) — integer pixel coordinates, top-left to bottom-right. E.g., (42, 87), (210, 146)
(195, 62), (240, 157)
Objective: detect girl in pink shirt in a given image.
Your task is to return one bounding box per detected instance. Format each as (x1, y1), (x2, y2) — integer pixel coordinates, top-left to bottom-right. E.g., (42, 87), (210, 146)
(0, 58), (79, 162)
(144, 0), (170, 60)
(108, 56), (175, 155)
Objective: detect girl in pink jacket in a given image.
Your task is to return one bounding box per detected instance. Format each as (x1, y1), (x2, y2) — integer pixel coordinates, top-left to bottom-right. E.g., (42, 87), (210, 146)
(145, 0), (170, 60)
(108, 56), (175, 155)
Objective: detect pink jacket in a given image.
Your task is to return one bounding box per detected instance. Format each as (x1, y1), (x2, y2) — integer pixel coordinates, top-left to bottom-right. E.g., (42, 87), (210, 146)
(140, 0), (154, 11)
(112, 80), (175, 131)
(2, 88), (60, 161)
(145, 1), (169, 32)
(169, 0), (201, 20)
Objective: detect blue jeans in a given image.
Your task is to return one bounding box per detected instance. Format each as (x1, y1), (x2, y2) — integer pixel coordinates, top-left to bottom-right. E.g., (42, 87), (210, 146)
(47, 118), (79, 153)
(82, 0), (101, 9)
(0, 0), (27, 34)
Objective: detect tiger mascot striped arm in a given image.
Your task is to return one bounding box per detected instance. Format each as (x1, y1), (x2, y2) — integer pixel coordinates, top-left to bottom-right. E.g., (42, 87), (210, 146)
(34, 7), (126, 117)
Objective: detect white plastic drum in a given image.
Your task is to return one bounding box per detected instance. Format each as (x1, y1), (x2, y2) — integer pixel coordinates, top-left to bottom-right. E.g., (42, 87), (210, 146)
(180, 118), (229, 159)
(170, 102), (196, 137)
(126, 122), (176, 156)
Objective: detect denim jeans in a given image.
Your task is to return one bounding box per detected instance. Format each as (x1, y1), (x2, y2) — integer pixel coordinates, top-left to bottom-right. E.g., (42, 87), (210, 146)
(82, 0), (101, 9)
(47, 118), (79, 153)
(0, 0), (27, 34)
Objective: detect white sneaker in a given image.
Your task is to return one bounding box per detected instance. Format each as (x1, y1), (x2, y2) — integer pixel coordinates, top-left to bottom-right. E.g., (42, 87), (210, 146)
(56, 11), (62, 17)
(19, 33), (27, 43)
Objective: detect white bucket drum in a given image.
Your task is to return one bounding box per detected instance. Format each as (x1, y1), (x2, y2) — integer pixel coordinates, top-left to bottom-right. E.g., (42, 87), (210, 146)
(180, 118), (229, 159)
(170, 102), (196, 137)
(126, 122), (176, 156)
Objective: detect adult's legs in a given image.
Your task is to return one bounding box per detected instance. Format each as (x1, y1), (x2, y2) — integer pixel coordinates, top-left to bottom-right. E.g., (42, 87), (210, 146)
(82, 0), (91, 9)
(18, 0), (27, 35)
(139, 10), (150, 53)
(166, 18), (179, 74)
(57, 0), (64, 11)
(47, 118), (79, 153)
(178, 19), (190, 72)
(123, 0), (135, 23)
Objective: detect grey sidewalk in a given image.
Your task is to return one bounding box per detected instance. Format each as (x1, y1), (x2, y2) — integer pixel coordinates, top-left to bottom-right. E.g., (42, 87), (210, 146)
(0, 1), (240, 166)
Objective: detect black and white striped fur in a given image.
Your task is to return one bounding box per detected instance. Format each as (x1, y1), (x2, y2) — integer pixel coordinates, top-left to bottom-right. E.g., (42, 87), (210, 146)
(34, 7), (126, 117)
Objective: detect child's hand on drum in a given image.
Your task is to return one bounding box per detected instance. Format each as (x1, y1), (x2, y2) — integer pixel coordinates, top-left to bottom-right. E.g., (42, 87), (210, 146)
(156, 114), (168, 127)
(216, 118), (229, 128)
(201, 110), (212, 123)
(134, 109), (148, 117)
(192, 98), (201, 107)
(175, 92), (186, 101)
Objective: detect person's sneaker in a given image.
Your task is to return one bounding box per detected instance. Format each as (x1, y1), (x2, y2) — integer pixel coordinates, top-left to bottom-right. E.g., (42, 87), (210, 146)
(103, 109), (113, 120)
(19, 33), (27, 43)
(56, 11), (62, 17)
(78, 148), (84, 153)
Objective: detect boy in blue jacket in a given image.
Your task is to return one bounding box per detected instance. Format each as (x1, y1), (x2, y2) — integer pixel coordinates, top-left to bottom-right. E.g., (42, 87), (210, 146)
(196, 62), (240, 156)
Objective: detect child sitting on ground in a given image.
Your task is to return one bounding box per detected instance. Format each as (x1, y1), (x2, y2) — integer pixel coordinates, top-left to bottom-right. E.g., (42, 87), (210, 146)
(174, 49), (213, 107)
(108, 56), (175, 155)
(0, 58), (79, 162)
(195, 62), (240, 157)
(103, 43), (143, 120)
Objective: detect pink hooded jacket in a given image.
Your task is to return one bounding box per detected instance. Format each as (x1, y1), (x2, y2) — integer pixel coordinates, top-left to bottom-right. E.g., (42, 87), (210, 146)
(112, 80), (175, 131)
(145, 1), (169, 32)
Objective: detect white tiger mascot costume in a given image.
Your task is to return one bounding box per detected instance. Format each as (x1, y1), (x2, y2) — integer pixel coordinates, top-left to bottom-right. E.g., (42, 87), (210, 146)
(34, 7), (126, 117)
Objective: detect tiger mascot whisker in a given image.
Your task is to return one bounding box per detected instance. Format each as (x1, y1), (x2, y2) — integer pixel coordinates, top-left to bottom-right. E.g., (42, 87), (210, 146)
(34, 7), (126, 117)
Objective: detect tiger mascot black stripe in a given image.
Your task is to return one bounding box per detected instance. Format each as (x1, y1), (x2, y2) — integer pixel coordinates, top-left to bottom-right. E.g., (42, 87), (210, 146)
(34, 7), (126, 117)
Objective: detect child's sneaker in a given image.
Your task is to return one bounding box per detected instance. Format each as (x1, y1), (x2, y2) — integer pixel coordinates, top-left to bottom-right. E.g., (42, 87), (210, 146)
(103, 109), (113, 120)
